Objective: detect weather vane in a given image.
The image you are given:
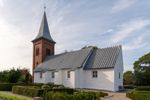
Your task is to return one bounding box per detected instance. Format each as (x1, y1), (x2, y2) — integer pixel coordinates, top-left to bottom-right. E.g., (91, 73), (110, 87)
(44, 0), (46, 11)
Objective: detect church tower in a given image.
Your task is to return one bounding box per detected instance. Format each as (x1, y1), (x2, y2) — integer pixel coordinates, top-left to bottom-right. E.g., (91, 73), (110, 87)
(32, 12), (55, 72)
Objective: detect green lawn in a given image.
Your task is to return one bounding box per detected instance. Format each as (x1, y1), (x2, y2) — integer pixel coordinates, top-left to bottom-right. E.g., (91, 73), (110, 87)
(0, 92), (31, 100)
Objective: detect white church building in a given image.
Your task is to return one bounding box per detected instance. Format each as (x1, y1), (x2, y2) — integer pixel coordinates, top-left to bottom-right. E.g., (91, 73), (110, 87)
(32, 11), (124, 92)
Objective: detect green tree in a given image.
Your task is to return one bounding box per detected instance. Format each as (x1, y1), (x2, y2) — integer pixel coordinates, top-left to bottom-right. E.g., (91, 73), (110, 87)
(133, 52), (150, 85)
(0, 68), (32, 83)
(123, 71), (134, 85)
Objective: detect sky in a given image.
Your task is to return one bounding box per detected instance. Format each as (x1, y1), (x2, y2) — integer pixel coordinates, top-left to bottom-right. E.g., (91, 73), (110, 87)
(0, 0), (150, 73)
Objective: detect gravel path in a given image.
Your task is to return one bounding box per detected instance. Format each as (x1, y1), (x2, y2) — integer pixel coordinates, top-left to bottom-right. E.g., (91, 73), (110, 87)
(0, 91), (33, 100)
(101, 92), (131, 100)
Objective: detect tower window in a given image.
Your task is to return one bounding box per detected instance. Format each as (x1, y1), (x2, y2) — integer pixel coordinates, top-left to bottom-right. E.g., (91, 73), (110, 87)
(36, 62), (39, 66)
(36, 48), (39, 56)
(119, 72), (121, 79)
(67, 71), (70, 78)
(92, 71), (98, 78)
(52, 72), (55, 78)
(46, 49), (51, 56)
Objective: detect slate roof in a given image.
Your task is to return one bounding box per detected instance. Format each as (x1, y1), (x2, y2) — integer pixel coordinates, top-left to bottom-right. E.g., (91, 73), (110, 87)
(34, 45), (122, 72)
(32, 12), (55, 43)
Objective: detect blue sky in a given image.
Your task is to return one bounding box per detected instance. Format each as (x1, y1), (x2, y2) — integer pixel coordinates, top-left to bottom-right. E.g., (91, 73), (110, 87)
(0, 0), (150, 73)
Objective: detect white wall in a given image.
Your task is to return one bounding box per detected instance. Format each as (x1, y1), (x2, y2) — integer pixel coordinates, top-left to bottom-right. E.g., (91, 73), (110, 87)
(114, 50), (124, 91)
(34, 70), (75, 88)
(34, 72), (46, 83)
(61, 70), (75, 88)
(75, 68), (115, 91)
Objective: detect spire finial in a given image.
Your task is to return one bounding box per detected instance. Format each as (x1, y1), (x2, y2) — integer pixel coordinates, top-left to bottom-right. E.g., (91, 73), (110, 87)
(44, 0), (46, 11)
(44, 3), (46, 11)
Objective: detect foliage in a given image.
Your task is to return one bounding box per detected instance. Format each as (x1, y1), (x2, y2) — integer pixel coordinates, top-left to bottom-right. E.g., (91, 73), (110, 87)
(135, 86), (150, 91)
(126, 90), (150, 100)
(12, 86), (43, 97)
(133, 52), (150, 85)
(0, 68), (32, 83)
(0, 93), (29, 100)
(44, 91), (108, 100)
(41, 84), (50, 89)
(0, 83), (45, 91)
(123, 85), (136, 89)
(123, 71), (134, 85)
(0, 83), (15, 91)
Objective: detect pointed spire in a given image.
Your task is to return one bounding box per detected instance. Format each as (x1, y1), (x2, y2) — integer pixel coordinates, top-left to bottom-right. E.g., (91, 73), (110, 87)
(33, 12), (55, 43)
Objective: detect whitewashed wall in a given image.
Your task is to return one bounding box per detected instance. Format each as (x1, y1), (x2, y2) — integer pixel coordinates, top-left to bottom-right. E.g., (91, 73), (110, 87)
(34, 72), (46, 83)
(61, 70), (75, 88)
(114, 50), (123, 91)
(75, 68), (115, 91)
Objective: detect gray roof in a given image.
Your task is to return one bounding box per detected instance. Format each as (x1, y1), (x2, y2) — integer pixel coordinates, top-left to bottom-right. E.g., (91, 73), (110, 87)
(84, 46), (121, 69)
(33, 12), (55, 43)
(34, 46), (122, 72)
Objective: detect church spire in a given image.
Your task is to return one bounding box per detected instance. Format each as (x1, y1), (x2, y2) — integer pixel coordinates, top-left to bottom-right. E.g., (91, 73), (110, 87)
(32, 11), (55, 43)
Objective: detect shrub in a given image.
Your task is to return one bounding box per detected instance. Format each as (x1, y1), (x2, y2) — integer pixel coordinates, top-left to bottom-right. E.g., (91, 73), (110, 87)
(41, 84), (50, 89)
(44, 91), (108, 100)
(126, 90), (150, 100)
(0, 83), (14, 91)
(44, 92), (71, 100)
(0, 83), (44, 91)
(124, 85), (136, 89)
(136, 86), (150, 91)
(12, 86), (44, 97)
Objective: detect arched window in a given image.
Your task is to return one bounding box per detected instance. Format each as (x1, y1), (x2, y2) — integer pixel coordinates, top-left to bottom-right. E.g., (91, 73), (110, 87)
(36, 48), (39, 56)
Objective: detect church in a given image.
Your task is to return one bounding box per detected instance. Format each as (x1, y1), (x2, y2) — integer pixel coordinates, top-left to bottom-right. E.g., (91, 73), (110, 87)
(32, 11), (123, 92)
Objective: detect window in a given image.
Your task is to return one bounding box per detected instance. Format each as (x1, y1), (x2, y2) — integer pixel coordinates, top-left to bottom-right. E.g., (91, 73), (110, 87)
(46, 49), (51, 56)
(67, 71), (70, 78)
(92, 71), (98, 78)
(52, 72), (55, 78)
(119, 72), (120, 79)
(36, 48), (39, 56)
(40, 72), (43, 78)
(36, 62), (38, 66)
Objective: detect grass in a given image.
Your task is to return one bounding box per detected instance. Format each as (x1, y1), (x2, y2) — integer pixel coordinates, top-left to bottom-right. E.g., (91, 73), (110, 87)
(0, 93), (30, 100)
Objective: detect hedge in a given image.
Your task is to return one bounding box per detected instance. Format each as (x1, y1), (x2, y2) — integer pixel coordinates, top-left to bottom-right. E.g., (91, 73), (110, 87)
(126, 90), (150, 100)
(44, 91), (108, 100)
(123, 85), (136, 89)
(0, 83), (58, 91)
(12, 86), (44, 97)
(136, 86), (150, 91)
(0, 83), (15, 91)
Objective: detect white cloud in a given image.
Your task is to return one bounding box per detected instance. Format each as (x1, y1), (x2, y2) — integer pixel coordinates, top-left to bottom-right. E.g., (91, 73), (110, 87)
(112, 0), (136, 13)
(123, 37), (147, 51)
(0, 0), (5, 7)
(112, 19), (150, 43)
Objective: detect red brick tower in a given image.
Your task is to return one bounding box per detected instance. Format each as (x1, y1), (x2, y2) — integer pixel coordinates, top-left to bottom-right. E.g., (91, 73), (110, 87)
(32, 12), (55, 75)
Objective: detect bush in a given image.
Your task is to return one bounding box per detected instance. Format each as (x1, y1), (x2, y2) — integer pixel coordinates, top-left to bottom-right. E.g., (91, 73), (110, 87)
(124, 85), (136, 89)
(12, 86), (44, 97)
(126, 90), (150, 100)
(44, 91), (108, 100)
(44, 92), (71, 100)
(41, 84), (50, 89)
(0, 83), (45, 91)
(0, 83), (15, 91)
(136, 86), (150, 91)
